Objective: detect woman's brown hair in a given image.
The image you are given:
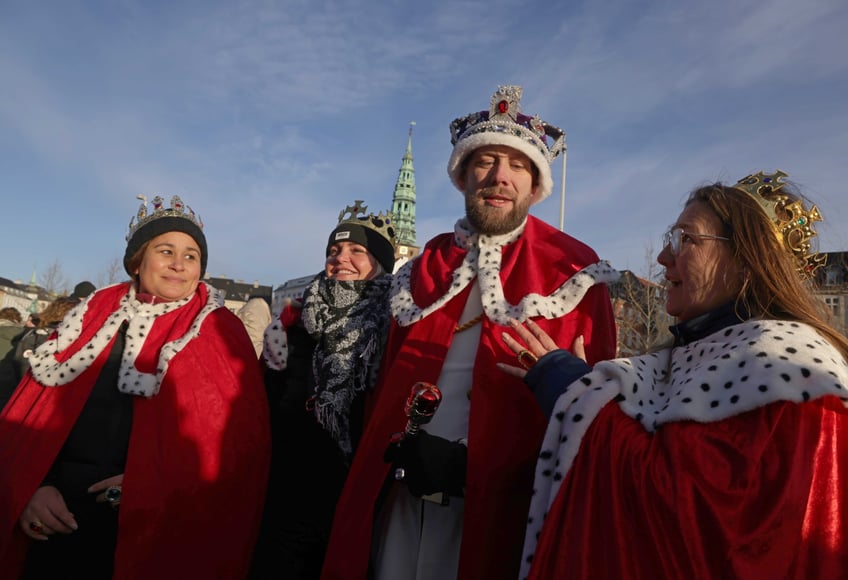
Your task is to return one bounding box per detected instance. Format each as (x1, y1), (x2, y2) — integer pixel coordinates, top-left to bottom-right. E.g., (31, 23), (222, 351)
(37, 297), (80, 329)
(125, 240), (150, 283)
(688, 182), (848, 360)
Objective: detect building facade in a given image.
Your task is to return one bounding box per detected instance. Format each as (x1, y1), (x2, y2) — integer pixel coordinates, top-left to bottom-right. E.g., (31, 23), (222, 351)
(205, 276), (273, 314)
(814, 251), (848, 334)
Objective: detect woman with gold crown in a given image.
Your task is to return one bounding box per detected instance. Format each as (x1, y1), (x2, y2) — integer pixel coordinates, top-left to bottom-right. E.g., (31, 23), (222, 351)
(499, 171), (848, 579)
(0, 195), (270, 579)
(250, 200), (396, 579)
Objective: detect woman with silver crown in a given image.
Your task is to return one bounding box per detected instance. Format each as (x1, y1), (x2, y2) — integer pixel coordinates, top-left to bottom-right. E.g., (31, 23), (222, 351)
(0, 195), (271, 579)
(499, 171), (848, 579)
(250, 200), (396, 580)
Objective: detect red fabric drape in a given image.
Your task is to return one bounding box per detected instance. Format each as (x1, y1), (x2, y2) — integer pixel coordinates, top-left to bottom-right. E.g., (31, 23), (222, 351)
(528, 398), (848, 579)
(0, 283), (270, 578)
(323, 217), (617, 580)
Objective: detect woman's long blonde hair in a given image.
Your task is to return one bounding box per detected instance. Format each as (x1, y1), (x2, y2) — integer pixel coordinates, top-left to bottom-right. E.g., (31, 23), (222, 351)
(688, 181), (848, 360)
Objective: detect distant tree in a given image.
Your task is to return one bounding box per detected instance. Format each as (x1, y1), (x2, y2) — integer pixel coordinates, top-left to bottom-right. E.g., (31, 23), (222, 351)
(40, 260), (69, 297)
(608, 246), (672, 356)
(97, 257), (125, 287)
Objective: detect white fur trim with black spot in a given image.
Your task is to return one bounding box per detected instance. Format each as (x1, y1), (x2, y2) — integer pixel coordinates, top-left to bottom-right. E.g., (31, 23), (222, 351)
(29, 282), (224, 397)
(447, 132), (554, 203)
(390, 218), (619, 327)
(519, 319), (848, 579)
(262, 316), (289, 371)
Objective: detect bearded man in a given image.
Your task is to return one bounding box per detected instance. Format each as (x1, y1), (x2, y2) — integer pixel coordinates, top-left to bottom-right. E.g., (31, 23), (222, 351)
(322, 85), (619, 580)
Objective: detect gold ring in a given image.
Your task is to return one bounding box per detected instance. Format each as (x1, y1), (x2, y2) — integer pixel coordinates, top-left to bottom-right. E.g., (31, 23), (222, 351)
(517, 349), (539, 370)
(29, 520), (45, 534)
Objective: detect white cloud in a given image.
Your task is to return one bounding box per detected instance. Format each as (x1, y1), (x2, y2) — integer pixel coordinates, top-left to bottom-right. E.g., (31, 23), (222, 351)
(1, 0), (846, 287)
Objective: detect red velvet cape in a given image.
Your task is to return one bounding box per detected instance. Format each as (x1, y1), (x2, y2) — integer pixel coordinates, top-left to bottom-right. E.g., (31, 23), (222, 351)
(528, 398), (848, 579)
(0, 283), (271, 578)
(322, 216), (617, 580)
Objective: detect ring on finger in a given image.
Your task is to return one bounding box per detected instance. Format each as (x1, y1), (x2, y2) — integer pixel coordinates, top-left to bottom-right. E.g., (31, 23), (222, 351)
(517, 349), (539, 370)
(105, 485), (122, 508)
(29, 520), (45, 534)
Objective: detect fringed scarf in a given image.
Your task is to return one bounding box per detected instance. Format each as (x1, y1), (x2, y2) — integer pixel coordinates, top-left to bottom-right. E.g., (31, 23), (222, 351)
(301, 272), (392, 457)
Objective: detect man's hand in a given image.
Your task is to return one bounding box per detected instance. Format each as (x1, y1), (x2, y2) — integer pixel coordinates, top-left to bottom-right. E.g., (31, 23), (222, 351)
(19, 485), (78, 540)
(498, 318), (586, 378)
(384, 431), (467, 497)
(89, 473), (124, 507)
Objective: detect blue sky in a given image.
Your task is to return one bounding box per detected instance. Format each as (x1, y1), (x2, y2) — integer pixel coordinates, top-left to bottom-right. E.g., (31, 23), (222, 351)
(2, 0), (847, 292)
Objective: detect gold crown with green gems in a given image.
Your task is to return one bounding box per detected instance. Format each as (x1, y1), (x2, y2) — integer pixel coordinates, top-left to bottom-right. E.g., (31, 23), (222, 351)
(733, 170), (826, 279)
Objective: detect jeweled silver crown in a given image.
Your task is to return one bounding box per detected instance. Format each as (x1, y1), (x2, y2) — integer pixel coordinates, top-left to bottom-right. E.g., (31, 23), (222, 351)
(449, 85), (565, 163)
(126, 194), (203, 242)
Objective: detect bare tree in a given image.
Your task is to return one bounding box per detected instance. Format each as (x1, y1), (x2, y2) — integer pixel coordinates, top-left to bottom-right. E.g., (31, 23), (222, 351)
(40, 260), (69, 297)
(97, 257), (126, 287)
(608, 246), (673, 356)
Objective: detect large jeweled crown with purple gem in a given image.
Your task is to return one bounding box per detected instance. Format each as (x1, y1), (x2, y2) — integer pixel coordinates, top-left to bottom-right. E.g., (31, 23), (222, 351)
(733, 170), (826, 279)
(449, 85), (565, 163)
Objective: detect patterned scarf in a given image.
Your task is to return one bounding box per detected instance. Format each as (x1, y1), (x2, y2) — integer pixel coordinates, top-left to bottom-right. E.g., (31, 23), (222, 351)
(301, 272), (392, 457)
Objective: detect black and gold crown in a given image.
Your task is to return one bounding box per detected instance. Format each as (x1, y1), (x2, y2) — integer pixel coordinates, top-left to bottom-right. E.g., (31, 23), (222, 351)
(733, 170), (826, 279)
(327, 200), (397, 273)
(126, 194), (203, 242)
(336, 200), (396, 246)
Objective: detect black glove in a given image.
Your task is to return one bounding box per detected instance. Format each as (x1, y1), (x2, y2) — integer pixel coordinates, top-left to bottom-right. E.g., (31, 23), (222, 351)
(384, 431), (467, 497)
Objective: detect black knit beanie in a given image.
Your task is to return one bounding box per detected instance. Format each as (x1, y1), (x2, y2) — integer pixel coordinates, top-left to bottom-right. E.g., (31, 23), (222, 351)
(326, 222), (395, 274)
(124, 215), (208, 277)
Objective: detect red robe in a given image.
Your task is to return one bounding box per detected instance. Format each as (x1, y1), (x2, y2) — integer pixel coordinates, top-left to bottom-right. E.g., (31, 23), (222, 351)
(521, 318), (848, 578)
(0, 282), (270, 578)
(322, 216), (617, 580)
(528, 399), (848, 579)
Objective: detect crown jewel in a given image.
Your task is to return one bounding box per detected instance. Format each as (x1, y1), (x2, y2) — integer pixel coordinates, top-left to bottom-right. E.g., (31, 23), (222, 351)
(449, 85), (565, 163)
(733, 170), (826, 279)
(337, 200), (396, 246)
(127, 194), (203, 242)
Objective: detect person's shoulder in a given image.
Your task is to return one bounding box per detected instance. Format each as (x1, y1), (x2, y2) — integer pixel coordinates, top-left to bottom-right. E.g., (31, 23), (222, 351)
(207, 304), (243, 326)
(14, 328), (43, 357)
(0, 325), (22, 338)
(195, 307), (258, 356)
(18, 328), (42, 344)
(525, 216), (601, 264)
(238, 297), (270, 316)
(423, 231), (455, 248)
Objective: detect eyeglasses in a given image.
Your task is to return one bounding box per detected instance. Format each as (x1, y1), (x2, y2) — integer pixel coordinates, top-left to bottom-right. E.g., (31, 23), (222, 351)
(662, 227), (729, 256)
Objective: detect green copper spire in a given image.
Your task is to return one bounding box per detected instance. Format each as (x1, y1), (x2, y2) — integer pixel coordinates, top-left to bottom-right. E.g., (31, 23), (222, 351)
(391, 122), (417, 247)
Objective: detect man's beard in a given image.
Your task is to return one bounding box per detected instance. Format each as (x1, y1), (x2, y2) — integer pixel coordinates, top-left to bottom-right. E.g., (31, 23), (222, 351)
(465, 187), (532, 235)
